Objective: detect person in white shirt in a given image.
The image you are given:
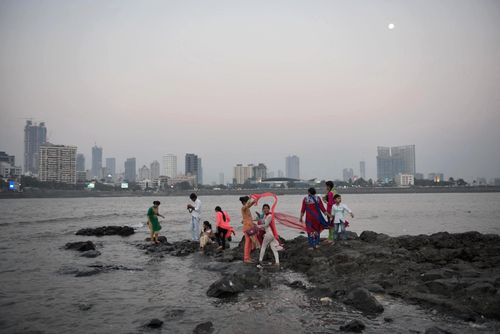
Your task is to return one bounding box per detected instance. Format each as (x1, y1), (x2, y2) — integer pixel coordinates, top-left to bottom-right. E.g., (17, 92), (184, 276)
(187, 193), (202, 241)
(332, 194), (354, 242)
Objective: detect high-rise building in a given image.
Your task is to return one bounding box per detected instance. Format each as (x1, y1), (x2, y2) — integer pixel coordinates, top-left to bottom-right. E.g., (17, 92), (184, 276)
(185, 153), (198, 175)
(185, 153), (201, 184)
(150, 160), (160, 181)
(359, 161), (366, 179)
(343, 168), (354, 182)
(233, 164), (254, 184)
(252, 163), (267, 181)
(285, 155), (300, 179)
(24, 120), (47, 175)
(91, 145), (103, 179)
(124, 158), (136, 182)
(277, 170), (285, 178)
(76, 154), (85, 172)
(138, 165), (151, 181)
(376, 145), (416, 182)
(218, 172), (225, 185)
(197, 157), (203, 185)
(38, 143), (77, 184)
(163, 154), (177, 178)
(105, 158), (116, 177)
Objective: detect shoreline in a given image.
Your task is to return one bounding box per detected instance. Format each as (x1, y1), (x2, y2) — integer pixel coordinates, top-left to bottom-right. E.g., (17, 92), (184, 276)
(1, 185), (499, 199)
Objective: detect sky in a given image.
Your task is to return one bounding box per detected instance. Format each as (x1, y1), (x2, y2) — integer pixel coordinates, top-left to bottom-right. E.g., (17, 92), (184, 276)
(1, 0), (499, 183)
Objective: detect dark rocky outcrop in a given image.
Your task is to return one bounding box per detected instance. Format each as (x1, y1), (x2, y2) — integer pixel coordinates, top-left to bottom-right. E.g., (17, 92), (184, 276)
(340, 319), (365, 332)
(193, 321), (214, 334)
(206, 264), (270, 298)
(65, 241), (96, 252)
(146, 318), (163, 328)
(76, 226), (134, 237)
(344, 288), (384, 314)
(136, 229), (500, 322)
(278, 231), (500, 321)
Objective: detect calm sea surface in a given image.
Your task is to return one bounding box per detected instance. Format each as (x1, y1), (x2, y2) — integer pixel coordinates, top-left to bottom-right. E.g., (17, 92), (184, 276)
(0, 193), (499, 333)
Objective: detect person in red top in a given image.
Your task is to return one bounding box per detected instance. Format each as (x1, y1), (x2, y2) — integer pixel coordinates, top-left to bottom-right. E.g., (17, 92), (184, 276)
(324, 181), (336, 243)
(300, 187), (332, 250)
(214, 206), (234, 250)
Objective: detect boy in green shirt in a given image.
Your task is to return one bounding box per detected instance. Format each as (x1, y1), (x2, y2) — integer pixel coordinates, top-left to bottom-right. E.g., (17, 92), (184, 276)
(147, 201), (165, 244)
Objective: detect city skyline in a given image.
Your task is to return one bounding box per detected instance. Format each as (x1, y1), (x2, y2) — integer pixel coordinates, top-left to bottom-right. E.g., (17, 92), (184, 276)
(1, 1), (499, 182)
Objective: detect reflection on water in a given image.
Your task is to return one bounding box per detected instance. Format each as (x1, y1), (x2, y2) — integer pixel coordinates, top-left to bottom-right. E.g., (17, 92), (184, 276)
(0, 193), (499, 333)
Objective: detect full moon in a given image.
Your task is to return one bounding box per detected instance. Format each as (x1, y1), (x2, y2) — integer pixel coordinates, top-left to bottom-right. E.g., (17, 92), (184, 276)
(388, 23), (395, 30)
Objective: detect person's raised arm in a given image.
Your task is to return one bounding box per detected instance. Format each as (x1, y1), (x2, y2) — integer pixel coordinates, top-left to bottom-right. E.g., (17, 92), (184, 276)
(243, 197), (255, 210)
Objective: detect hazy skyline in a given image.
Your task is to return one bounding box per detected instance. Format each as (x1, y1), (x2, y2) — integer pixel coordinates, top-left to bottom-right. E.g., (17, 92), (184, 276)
(1, 0), (499, 183)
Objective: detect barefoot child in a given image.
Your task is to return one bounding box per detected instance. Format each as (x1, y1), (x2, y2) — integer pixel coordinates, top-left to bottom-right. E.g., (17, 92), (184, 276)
(332, 194), (354, 242)
(147, 201), (165, 244)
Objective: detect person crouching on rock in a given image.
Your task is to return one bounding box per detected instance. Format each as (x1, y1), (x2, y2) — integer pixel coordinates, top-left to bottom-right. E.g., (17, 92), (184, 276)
(332, 194), (354, 243)
(257, 204), (280, 268)
(147, 201), (165, 244)
(200, 221), (214, 251)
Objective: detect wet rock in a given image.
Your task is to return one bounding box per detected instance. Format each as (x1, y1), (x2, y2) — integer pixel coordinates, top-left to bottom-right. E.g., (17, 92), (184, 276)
(206, 265), (270, 298)
(65, 241), (96, 252)
(138, 239), (199, 256)
(340, 319), (365, 332)
(76, 226), (134, 237)
(206, 276), (246, 298)
(287, 280), (307, 289)
(146, 318), (163, 328)
(344, 287), (384, 314)
(424, 327), (452, 334)
(359, 231), (378, 243)
(80, 250), (101, 258)
(78, 303), (93, 311)
(365, 283), (385, 293)
(424, 278), (462, 296)
(193, 321), (214, 334)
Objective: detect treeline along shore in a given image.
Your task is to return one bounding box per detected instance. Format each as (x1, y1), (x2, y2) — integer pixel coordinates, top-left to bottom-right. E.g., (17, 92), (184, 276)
(1, 186), (499, 199)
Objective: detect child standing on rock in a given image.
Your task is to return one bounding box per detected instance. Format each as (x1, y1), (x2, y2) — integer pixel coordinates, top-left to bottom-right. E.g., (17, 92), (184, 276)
(147, 201), (165, 244)
(332, 194), (354, 243)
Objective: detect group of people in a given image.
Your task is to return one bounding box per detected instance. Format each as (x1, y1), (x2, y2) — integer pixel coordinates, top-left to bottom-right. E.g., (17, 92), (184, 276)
(145, 181), (354, 267)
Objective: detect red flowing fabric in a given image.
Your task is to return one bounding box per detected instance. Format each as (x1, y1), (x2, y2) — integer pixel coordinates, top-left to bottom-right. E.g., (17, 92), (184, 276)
(273, 212), (307, 232)
(250, 193), (280, 241)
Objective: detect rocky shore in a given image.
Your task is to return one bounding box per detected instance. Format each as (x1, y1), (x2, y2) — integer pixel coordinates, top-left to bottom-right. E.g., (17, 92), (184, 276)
(133, 230), (500, 323)
(64, 227), (500, 332)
